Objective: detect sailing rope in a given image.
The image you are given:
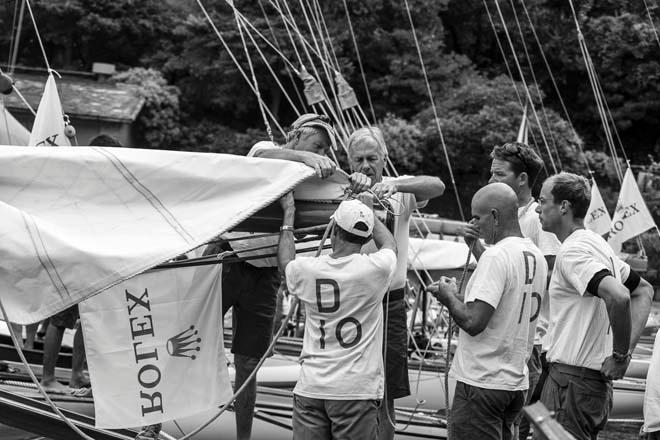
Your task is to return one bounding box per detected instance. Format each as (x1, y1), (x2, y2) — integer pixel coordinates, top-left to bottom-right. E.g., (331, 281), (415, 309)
(0, 299), (97, 440)
(233, 4), (275, 142)
(24, 0), (51, 72)
(642, 0), (660, 51)
(518, 0), (592, 173)
(196, 0), (286, 138)
(506, 0), (563, 170)
(341, 0), (377, 123)
(401, 0), (466, 222)
(491, 0), (558, 174)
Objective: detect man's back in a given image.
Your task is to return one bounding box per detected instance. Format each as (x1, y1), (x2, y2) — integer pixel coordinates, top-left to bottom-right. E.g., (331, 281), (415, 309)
(285, 248), (396, 399)
(451, 237), (548, 391)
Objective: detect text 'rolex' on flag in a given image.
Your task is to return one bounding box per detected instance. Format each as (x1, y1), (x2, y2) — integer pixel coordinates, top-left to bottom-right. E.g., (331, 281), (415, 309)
(585, 178), (612, 236)
(0, 146), (325, 324)
(27, 73), (71, 147)
(79, 264), (231, 428)
(608, 167), (657, 252)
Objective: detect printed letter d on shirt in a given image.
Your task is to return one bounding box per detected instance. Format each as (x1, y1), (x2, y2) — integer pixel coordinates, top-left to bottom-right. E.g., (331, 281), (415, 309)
(316, 279), (340, 313)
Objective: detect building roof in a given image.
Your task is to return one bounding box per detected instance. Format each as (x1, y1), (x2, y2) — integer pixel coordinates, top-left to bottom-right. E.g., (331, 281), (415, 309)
(3, 73), (145, 123)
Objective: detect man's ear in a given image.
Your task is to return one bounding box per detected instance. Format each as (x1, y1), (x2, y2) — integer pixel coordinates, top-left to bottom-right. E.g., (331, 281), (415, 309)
(518, 171), (529, 188)
(491, 209), (499, 225)
(560, 200), (571, 215)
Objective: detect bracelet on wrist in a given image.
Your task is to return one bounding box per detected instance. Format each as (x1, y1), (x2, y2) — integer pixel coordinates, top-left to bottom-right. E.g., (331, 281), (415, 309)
(612, 350), (631, 363)
(280, 225), (294, 232)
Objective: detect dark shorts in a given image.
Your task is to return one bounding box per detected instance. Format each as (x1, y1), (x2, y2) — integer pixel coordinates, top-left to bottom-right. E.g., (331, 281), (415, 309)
(536, 363), (613, 440)
(222, 260), (279, 359)
(292, 394), (380, 440)
(50, 305), (79, 329)
(383, 297), (410, 400)
(450, 381), (526, 440)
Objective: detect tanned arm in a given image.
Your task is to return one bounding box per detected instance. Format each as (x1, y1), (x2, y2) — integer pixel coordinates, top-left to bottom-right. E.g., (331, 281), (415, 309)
(597, 276), (632, 380)
(628, 277), (654, 351)
(253, 148), (336, 179)
(371, 217), (396, 253)
(372, 175), (445, 203)
(277, 192), (296, 275)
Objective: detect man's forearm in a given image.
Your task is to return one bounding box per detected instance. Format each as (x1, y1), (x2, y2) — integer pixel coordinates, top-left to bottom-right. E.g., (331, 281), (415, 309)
(392, 176), (445, 201)
(471, 241), (485, 261)
(438, 293), (473, 334)
(254, 148), (306, 163)
(629, 280), (654, 351)
(372, 218), (396, 252)
(606, 296), (632, 355)
(277, 206), (296, 274)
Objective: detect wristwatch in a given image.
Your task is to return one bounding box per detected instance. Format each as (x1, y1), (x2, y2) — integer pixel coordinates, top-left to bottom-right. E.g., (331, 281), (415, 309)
(280, 225), (294, 232)
(612, 350), (632, 363)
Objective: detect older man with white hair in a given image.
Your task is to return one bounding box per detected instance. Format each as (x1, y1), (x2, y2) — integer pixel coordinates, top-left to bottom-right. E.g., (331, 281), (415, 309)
(347, 126), (446, 440)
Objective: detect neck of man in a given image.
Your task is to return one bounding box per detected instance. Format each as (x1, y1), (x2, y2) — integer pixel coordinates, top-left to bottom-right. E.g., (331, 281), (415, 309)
(330, 240), (364, 259)
(554, 218), (585, 243)
(493, 223), (524, 244)
(517, 187), (533, 208)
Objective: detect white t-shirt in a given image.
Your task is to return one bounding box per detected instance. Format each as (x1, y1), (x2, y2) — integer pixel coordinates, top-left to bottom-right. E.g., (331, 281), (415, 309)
(643, 330), (660, 433)
(518, 200), (561, 347)
(545, 229), (631, 370)
(450, 237), (548, 391)
(285, 248), (397, 399)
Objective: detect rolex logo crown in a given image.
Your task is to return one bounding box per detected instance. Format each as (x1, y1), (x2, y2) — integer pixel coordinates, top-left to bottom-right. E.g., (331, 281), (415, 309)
(167, 325), (201, 360)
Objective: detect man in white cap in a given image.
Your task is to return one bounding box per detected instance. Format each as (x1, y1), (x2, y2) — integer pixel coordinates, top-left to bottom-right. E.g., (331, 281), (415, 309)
(347, 126), (445, 439)
(278, 193), (397, 440)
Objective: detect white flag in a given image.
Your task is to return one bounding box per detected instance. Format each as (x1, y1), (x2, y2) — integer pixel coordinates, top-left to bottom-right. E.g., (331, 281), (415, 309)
(80, 264), (232, 428)
(608, 167), (656, 252)
(585, 178), (611, 236)
(28, 73), (71, 147)
(516, 105), (528, 145)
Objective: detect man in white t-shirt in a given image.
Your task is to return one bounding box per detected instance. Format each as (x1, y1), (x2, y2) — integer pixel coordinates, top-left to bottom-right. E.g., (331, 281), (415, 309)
(465, 141), (560, 439)
(535, 172), (654, 440)
(346, 126), (446, 440)
(428, 183), (548, 440)
(278, 195), (397, 440)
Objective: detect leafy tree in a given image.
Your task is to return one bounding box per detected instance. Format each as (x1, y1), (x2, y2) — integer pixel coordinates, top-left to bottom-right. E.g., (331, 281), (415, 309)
(113, 67), (181, 149)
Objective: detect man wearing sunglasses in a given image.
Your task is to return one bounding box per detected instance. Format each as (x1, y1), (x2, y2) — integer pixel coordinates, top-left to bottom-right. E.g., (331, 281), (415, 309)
(463, 141), (560, 439)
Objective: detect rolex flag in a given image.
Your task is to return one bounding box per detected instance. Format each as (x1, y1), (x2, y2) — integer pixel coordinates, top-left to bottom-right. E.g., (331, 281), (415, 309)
(608, 167), (656, 252)
(27, 73), (71, 147)
(585, 178), (611, 236)
(79, 263), (232, 428)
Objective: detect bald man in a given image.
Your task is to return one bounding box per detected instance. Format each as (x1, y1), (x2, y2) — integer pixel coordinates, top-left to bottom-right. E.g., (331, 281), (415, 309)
(428, 183), (548, 440)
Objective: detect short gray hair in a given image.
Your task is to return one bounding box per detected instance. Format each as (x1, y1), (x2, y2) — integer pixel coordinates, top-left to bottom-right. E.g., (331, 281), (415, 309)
(545, 172), (591, 219)
(347, 126), (388, 157)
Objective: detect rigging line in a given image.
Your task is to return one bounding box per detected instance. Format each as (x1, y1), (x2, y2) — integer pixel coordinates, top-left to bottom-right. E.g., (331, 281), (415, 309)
(304, 0), (334, 69)
(507, 0), (563, 170)
(573, 24), (624, 181)
(402, 0), (465, 221)
(482, 0), (549, 173)
(273, 0), (304, 67)
(518, 0), (591, 174)
(591, 64), (630, 164)
(342, 0), (377, 123)
(196, 0), (285, 137)
(295, 0), (351, 132)
(257, 0), (307, 109)
(235, 13), (302, 116)
(642, 0), (660, 51)
(12, 84), (37, 116)
(312, 0), (341, 70)
(7, 0), (19, 67)
(1, 99), (14, 145)
(566, 0), (625, 180)
(491, 0), (558, 174)
(233, 6), (275, 141)
(9, 0), (26, 75)
(263, 0), (352, 140)
(24, 0), (51, 71)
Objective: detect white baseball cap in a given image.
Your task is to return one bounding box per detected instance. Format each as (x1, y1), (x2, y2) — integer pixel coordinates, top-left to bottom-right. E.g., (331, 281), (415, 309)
(331, 199), (374, 238)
